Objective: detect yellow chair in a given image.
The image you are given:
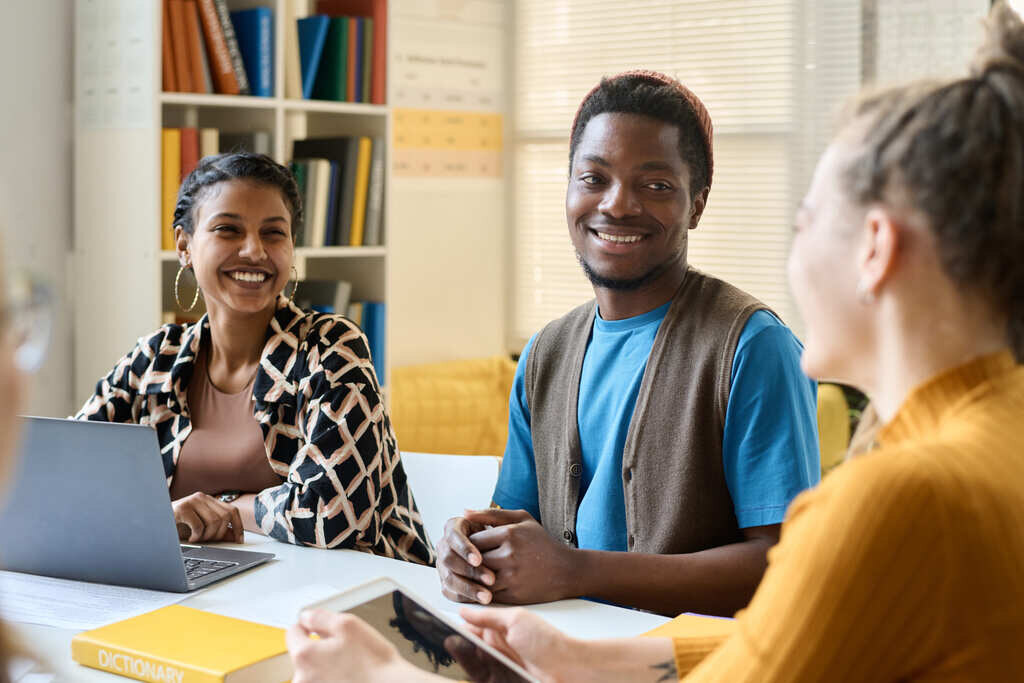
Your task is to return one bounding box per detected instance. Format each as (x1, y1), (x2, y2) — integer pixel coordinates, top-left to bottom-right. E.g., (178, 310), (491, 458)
(391, 357), (852, 477)
(390, 355), (516, 456)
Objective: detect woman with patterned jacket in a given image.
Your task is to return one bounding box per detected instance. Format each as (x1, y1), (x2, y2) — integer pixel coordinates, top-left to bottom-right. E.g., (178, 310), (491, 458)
(76, 152), (434, 565)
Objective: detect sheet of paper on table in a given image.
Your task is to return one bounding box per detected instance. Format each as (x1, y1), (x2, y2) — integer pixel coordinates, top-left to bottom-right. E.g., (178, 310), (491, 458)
(0, 570), (188, 631)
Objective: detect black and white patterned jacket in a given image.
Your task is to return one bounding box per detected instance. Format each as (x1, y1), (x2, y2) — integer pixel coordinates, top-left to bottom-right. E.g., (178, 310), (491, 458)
(75, 296), (435, 565)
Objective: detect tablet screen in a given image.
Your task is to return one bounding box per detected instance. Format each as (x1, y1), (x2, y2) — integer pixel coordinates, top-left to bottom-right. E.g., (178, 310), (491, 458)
(344, 589), (531, 682)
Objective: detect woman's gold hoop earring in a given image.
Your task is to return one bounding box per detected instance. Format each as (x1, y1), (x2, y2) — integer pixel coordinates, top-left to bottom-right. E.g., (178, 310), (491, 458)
(174, 265), (201, 312)
(286, 265), (299, 304)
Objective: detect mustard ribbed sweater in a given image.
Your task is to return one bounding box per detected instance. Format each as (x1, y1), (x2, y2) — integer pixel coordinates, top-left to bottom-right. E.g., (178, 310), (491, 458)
(672, 351), (1024, 681)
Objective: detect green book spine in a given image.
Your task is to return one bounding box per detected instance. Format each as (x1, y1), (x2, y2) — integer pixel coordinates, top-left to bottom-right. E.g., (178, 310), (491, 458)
(311, 16), (348, 101)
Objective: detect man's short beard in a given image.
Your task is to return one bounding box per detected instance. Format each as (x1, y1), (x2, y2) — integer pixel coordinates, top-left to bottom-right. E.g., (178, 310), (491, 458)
(576, 252), (670, 291)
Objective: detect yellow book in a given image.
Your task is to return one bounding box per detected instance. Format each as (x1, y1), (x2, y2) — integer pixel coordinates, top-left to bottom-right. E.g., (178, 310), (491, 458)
(349, 136), (373, 246)
(71, 604), (292, 683)
(161, 128), (182, 251)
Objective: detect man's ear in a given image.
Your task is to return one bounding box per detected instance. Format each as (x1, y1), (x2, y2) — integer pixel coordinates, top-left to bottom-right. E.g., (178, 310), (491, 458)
(689, 186), (710, 230)
(174, 226), (190, 266)
(859, 205), (902, 296)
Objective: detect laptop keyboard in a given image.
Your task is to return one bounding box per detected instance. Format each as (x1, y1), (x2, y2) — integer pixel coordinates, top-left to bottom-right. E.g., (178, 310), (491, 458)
(183, 557), (236, 580)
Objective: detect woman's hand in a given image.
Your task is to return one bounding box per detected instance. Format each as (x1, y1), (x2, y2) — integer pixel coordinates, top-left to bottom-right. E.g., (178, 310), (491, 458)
(287, 609), (438, 683)
(171, 492), (243, 543)
(459, 607), (578, 682)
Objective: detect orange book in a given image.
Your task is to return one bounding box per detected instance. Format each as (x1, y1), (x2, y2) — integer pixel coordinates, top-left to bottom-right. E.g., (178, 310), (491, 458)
(346, 18), (357, 102)
(162, 129), (182, 251)
(182, 0), (208, 93)
(316, 0), (386, 104)
(162, 0), (178, 91)
(180, 128), (200, 181)
(168, 0), (193, 93)
(196, 0), (241, 94)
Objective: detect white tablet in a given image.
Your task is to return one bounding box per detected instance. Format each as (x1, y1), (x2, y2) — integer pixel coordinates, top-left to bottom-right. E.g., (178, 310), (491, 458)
(304, 577), (540, 682)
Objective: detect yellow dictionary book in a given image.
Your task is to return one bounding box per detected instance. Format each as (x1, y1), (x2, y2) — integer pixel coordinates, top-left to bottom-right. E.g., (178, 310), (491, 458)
(349, 136), (373, 246)
(71, 604), (292, 683)
(161, 128), (182, 251)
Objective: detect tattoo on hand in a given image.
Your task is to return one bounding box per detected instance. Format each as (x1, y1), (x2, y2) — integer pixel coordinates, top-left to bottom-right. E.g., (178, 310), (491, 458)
(651, 660), (678, 682)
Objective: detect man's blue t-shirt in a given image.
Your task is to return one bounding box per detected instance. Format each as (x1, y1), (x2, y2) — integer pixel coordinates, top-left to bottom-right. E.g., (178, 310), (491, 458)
(492, 306), (821, 552)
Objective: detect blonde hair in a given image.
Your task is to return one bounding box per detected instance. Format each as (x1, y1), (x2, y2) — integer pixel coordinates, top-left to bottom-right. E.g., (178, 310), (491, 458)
(839, 2), (1024, 357)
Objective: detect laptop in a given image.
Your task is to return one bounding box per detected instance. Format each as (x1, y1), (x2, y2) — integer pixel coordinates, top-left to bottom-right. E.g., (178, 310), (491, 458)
(0, 416), (274, 592)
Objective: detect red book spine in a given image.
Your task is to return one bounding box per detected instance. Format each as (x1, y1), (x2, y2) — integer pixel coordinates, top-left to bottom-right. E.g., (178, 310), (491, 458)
(180, 128), (200, 181)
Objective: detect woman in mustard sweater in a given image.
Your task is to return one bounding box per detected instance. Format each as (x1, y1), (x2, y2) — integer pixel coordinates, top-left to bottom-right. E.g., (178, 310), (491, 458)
(286, 3), (1024, 681)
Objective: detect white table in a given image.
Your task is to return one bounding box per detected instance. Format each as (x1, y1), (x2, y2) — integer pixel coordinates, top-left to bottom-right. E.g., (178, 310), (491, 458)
(9, 532), (669, 680)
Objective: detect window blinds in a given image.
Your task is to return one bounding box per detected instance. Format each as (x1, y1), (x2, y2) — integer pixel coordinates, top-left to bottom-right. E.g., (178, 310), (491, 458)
(512, 0), (989, 349)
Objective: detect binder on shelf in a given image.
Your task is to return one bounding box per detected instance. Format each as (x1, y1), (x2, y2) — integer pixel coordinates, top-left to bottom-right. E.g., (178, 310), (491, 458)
(231, 7), (274, 97)
(297, 15), (331, 100)
(315, 0), (386, 104)
(196, 0), (242, 95)
(161, 129), (181, 251)
(312, 17), (348, 102)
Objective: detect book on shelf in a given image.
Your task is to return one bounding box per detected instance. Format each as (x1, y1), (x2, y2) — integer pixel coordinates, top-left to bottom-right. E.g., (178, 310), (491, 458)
(283, 0), (304, 99)
(363, 136), (385, 246)
(297, 15), (331, 100)
(352, 18), (364, 103)
(346, 301), (363, 326)
(182, 0), (212, 93)
(362, 300), (386, 383)
(199, 127), (219, 159)
(296, 280), (352, 317)
(349, 136), (372, 246)
(167, 0), (193, 93)
(162, 0), (177, 91)
(219, 130), (272, 156)
(290, 136), (384, 247)
(71, 604), (291, 682)
(347, 18), (358, 102)
(311, 17), (348, 102)
(196, 0), (243, 95)
(231, 7), (274, 98)
(361, 17), (373, 103)
(180, 127), (200, 180)
(161, 129), (181, 251)
(164, 0), (250, 95)
(315, 0), (386, 104)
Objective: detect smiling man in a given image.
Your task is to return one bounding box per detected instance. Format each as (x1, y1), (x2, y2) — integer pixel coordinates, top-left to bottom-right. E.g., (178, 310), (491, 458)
(436, 71), (820, 617)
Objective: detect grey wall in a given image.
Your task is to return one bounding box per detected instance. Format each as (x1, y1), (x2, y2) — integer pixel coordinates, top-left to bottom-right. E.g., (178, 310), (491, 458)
(0, 0), (74, 416)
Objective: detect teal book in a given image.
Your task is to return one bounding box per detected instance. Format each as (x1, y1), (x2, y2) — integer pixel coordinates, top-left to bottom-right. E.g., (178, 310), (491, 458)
(297, 15), (330, 99)
(362, 301), (386, 384)
(312, 17), (349, 101)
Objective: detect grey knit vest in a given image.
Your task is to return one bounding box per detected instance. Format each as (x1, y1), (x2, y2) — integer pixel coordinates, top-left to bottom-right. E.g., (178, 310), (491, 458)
(523, 266), (768, 554)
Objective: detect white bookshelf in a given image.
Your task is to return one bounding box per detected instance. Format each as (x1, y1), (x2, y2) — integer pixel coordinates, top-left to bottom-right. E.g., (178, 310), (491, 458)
(73, 0), (393, 404)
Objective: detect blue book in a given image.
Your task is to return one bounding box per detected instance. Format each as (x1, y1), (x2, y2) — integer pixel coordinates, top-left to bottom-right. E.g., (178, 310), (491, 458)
(323, 161), (341, 247)
(362, 301), (386, 385)
(353, 18), (364, 103)
(297, 15), (331, 100)
(231, 8), (274, 97)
